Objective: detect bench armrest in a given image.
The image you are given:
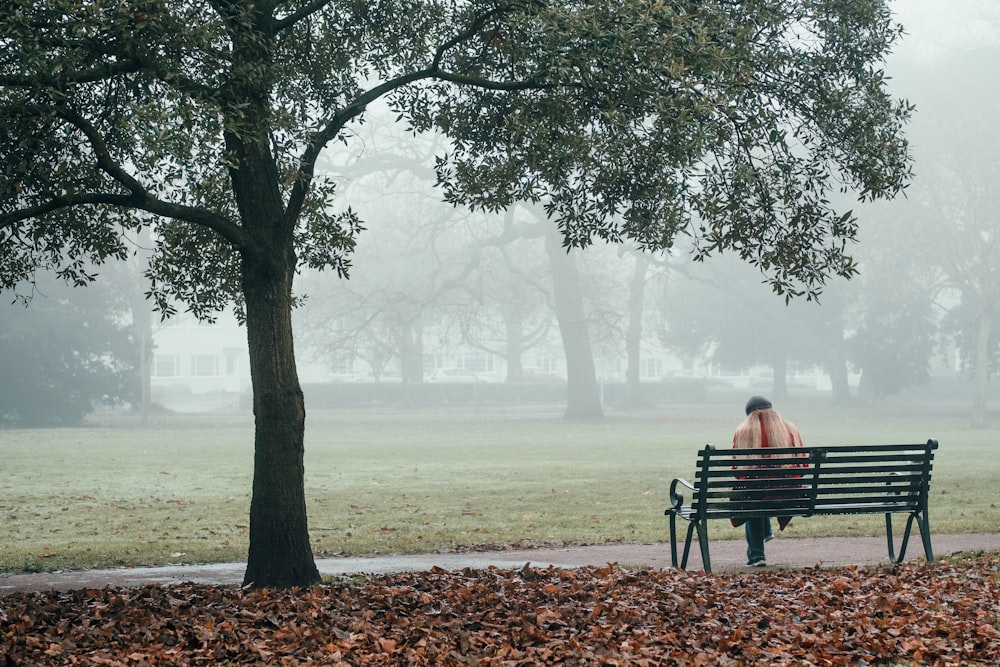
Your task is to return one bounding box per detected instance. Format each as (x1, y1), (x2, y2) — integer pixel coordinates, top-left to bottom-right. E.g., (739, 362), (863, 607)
(667, 477), (696, 513)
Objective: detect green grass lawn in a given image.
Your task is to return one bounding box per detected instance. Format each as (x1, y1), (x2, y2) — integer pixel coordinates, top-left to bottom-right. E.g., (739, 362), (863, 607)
(2, 398), (997, 574)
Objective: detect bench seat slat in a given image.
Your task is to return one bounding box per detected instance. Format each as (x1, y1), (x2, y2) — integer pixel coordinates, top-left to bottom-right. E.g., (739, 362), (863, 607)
(699, 480), (927, 495)
(814, 486), (923, 496)
(706, 457), (924, 477)
(681, 501), (924, 518)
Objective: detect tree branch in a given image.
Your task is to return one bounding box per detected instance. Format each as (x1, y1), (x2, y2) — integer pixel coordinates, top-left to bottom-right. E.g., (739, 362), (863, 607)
(284, 2), (551, 229)
(50, 106), (147, 197)
(286, 69), (550, 229)
(4, 41), (222, 105)
(429, 5), (511, 69)
(272, 0), (333, 32)
(0, 58), (144, 89)
(5, 106), (246, 246)
(0, 192), (238, 244)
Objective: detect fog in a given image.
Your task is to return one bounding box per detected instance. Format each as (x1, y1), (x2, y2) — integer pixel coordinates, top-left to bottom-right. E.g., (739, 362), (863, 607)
(3, 1), (1000, 427)
(5, 0), (1000, 601)
(287, 1), (1000, 421)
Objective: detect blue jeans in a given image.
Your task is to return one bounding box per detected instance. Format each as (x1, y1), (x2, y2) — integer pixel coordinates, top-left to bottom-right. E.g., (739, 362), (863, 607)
(745, 517), (773, 563)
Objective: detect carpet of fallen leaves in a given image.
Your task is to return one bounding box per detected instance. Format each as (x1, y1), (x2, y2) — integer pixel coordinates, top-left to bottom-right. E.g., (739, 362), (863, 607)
(2, 552), (999, 666)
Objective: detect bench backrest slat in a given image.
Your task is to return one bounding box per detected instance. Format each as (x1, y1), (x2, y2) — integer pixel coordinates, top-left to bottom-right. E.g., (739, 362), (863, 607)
(686, 441), (937, 519)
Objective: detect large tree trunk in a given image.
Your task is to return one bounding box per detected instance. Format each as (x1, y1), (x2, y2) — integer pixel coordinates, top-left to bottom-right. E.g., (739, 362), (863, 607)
(545, 226), (603, 420)
(241, 249), (321, 589)
(971, 307), (992, 428)
(221, 44), (321, 586)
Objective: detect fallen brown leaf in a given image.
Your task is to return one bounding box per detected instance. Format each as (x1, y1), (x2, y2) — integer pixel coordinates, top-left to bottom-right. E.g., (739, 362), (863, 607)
(2, 552), (998, 665)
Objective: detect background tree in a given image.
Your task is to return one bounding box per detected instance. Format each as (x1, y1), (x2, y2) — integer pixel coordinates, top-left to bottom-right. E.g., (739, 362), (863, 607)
(866, 41), (1000, 425)
(598, 247), (674, 407)
(102, 227), (158, 422)
(843, 196), (942, 403)
(916, 48), (1000, 427)
(452, 237), (557, 382)
(846, 286), (936, 400)
(296, 182), (463, 385)
(624, 252), (653, 406)
(544, 221), (603, 418)
(0, 273), (136, 426)
(1, 1), (911, 588)
(813, 286), (854, 405)
(664, 257), (844, 400)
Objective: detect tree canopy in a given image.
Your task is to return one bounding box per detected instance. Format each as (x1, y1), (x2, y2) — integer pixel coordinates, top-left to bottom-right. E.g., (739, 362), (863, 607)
(417, 1), (913, 298)
(2, 1), (911, 303)
(1, 0), (913, 588)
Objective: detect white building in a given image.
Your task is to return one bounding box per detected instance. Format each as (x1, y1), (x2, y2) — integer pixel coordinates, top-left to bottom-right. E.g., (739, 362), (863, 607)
(150, 312), (250, 397)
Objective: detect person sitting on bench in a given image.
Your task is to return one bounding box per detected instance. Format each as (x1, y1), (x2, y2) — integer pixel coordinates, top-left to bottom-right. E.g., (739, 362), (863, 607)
(732, 395), (805, 567)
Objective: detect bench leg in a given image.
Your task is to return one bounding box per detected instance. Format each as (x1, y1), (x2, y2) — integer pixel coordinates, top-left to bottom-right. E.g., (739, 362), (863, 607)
(669, 514), (679, 567)
(695, 521), (712, 573)
(681, 522), (697, 569)
(898, 514), (914, 563)
(917, 511), (934, 563)
(887, 512), (918, 563)
(888, 511), (934, 564)
(669, 517), (711, 572)
(885, 512), (898, 562)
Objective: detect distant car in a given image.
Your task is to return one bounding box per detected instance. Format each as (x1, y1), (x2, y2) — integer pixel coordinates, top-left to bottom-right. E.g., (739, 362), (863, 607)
(427, 368), (488, 383)
(520, 368), (566, 383)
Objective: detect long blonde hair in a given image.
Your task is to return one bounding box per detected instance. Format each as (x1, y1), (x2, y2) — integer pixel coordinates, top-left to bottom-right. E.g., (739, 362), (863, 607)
(733, 408), (803, 451)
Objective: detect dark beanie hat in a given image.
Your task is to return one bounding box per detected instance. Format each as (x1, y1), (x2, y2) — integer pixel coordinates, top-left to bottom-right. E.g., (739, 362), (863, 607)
(745, 395), (773, 415)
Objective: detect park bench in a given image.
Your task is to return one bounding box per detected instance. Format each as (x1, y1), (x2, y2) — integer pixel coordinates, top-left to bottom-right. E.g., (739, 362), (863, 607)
(665, 440), (938, 572)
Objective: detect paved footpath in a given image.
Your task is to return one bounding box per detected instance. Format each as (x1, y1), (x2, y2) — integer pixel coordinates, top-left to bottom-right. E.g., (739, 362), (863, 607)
(3, 533), (999, 595)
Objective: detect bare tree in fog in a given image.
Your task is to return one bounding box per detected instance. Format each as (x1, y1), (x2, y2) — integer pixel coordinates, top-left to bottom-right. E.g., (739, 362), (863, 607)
(624, 252), (654, 406)
(303, 131), (563, 387)
(314, 134), (612, 417)
(297, 170), (474, 384)
(887, 44), (1000, 426)
(451, 228), (556, 383)
(594, 247), (675, 408)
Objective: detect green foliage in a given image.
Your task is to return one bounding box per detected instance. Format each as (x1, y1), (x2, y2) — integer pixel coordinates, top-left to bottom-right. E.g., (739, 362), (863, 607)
(405, 1), (913, 299)
(2, 0), (911, 310)
(0, 0), (361, 314)
(0, 275), (136, 426)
